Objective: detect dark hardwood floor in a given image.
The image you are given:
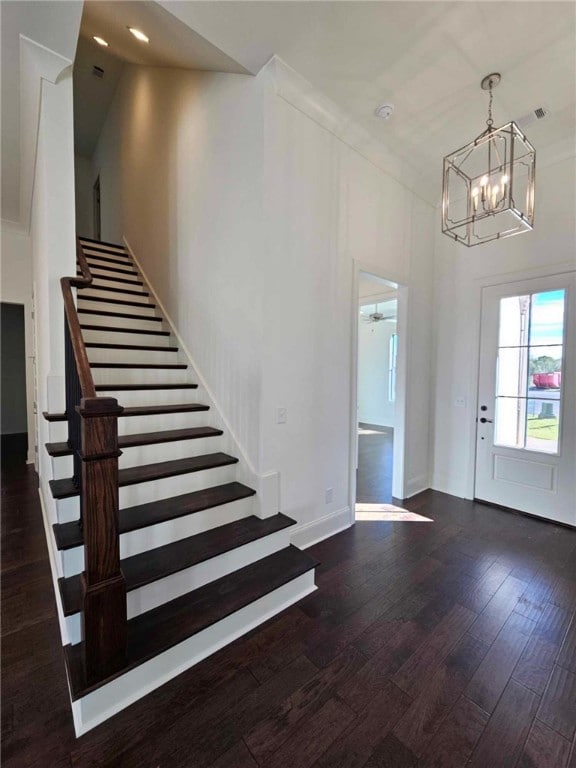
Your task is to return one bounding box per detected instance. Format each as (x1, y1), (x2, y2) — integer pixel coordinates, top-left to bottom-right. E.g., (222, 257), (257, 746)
(356, 425), (394, 504)
(2, 460), (576, 768)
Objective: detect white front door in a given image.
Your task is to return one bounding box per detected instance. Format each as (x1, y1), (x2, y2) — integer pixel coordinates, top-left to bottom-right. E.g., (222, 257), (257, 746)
(475, 273), (576, 527)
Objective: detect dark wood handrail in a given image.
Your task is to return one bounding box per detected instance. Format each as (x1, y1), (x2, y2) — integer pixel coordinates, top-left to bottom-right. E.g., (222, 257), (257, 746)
(60, 240), (96, 398)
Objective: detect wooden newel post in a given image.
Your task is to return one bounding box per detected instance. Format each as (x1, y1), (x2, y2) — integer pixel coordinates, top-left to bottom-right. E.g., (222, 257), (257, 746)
(79, 397), (127, 685)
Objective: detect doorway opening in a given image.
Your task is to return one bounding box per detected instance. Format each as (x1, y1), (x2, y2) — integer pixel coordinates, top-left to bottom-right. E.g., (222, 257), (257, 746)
(1, 303), (28, 468)
(354, 271), (402, 518)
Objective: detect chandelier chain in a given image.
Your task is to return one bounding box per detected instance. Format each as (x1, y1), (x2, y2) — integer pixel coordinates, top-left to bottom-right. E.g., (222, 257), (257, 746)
(486, 81), (494, 128)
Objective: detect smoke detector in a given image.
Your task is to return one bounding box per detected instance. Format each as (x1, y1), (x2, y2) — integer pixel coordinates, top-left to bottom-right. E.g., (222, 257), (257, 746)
(375, 103), (394, 120)
(516, 106), (551, 129)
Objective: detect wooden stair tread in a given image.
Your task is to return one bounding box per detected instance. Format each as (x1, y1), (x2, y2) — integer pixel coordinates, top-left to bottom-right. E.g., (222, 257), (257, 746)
(82, 261), (137, 276)
(78, 271), (142, 286)
(85, 342), (177, 352)
(81, 325), (170, 337)
(49, 452), (238, 499)
(78, 308), (162, 322)
(83, 253), (133, 267)
(43, 403), (209, 424)
(64, 545), (318, 700)
(121, 403), (209, 416)
(79, 284), (149, 298)
(46, 426), (223, 457)
(95, 383), (197, 391)
(90, 362), (187, 369)
(42, 411), (66, 422)
(58, 513), (296, 616)
(53, 481), (256, 550)
(79, 236), (126, 250)
(78, 295), (156, 308)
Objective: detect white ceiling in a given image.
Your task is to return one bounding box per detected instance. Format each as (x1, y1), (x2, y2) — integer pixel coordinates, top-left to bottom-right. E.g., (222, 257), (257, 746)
(80, 1), (248, 72)
(74, 36), (126, 157)
(73, 1), (249, 157)
(358, 272), (397, 302)
(161, 1), (576, 193)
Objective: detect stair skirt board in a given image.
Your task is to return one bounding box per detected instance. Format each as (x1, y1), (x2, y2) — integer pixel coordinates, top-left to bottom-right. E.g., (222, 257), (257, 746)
(64, 526), (293, 644)
(70, 571), (315, 736)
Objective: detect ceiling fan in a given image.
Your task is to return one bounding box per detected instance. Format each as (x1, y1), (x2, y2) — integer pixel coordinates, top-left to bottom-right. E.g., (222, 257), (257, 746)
(360, 310), (396, 323)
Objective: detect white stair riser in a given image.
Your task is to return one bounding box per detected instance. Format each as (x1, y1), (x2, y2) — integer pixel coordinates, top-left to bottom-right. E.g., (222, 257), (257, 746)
(56, 464), (238, 526)
(61, 495), (254, 575)
(71, 571), (316, 736)
(82, 329), (173, 347)
(48, 421), (68, 442)
(78, 313), (166, 331)
(78, 299), (157, 317)
(79, 288), (151, 304)
(47, 410), (210, 445)
(51, 436), (225, 476)
(83, 264), (139, 280)
(118, 437), (226, 469)
(87, 347), (181, 366)
(81, 245), (129, 257)
(86, 277), (146, 293)
(117, 411), (211, 435)
(64, 526), (290, 644)
(92, 368), (193, 386)
(98, 389), (201, 408)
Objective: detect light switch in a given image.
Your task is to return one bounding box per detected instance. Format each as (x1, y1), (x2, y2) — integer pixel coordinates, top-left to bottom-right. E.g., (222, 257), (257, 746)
(277, 407), (287, 424)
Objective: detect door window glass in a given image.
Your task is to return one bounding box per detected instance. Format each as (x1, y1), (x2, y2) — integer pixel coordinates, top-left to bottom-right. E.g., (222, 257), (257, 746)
(494, 289), (564, 454)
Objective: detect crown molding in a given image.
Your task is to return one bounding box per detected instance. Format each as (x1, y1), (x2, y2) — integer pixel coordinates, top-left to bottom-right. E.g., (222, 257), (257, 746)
(261, 55), (435, 207)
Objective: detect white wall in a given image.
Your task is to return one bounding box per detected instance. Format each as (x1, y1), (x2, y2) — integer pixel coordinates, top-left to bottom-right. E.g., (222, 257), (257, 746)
(0, 222), (36, 460)
(358, 318), (396, 428)
(32, 70), (78, 520)
(74, 154), (94, 238)
(432, 156), (576, 499)
(92, 57), (435, 543)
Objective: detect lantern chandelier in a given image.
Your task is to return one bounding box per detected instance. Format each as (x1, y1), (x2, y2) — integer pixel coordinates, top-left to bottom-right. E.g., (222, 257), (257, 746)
(442, 73), (536, 247)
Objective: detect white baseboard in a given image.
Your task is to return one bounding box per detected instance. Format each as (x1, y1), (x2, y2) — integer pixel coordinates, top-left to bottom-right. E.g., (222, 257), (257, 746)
(404, 474), (431, 499)
(290, 506), (352, 550)
(37, 486), (70, 645)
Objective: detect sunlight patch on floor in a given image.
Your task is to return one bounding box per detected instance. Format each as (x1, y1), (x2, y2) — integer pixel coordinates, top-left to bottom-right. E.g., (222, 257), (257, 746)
(355, 503), (433, 522)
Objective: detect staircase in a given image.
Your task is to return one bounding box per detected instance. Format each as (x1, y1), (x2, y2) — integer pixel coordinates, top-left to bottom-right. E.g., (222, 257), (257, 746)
(43, 237), (317, 735)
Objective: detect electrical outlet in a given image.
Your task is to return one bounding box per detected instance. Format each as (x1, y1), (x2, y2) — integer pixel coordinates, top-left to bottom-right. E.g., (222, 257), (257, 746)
(454, 397), (466, 408)
(325, 487), (334, 504)
(277, 407), (287, 424)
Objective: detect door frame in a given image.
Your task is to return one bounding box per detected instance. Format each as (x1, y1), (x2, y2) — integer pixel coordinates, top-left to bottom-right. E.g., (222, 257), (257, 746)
(93, 175), (101, 241)
(349, 260), (408, 521)
(469, 263), (576, 501)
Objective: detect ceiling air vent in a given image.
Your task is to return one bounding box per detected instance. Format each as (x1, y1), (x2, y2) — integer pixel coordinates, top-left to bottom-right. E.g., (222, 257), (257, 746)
(516, 106), (551, 128)
(92, 65), (104, 79)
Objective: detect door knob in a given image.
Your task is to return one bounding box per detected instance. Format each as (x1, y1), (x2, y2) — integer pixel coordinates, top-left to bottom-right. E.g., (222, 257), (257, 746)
(479, 417), (493, 423)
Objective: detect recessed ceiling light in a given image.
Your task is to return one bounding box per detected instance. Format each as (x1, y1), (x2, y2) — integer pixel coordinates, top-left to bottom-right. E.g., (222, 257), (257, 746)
(128, 27), (149, 43)
(375, 103), (394, 120)
(93, 36), (109, 47)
